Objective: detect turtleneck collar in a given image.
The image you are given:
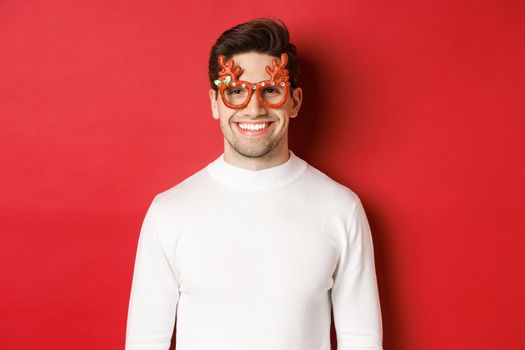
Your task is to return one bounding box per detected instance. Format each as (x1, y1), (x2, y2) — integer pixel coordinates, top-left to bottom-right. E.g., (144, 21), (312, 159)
(206, 150), (308, 191)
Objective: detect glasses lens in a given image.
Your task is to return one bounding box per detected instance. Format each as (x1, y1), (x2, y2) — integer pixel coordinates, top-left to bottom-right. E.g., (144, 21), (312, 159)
(260, 84), (287, 105)
(223, 85), (250, 107)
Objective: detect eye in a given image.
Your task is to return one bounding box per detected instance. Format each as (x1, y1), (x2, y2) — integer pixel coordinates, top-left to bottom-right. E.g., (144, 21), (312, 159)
(263, 87), (280, 94)
(227, 88), (243, 95)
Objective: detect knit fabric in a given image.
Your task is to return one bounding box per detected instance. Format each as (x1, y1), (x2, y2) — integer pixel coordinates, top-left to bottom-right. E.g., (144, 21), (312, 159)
(125, 150), (383, 350)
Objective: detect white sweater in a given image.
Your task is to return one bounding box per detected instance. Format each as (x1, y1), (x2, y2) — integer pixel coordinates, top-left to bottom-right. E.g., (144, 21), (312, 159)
(125, 150), (383, 350)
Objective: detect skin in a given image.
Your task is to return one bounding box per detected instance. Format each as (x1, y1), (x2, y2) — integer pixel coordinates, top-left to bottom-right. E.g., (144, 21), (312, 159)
(209, 52), (303, 171)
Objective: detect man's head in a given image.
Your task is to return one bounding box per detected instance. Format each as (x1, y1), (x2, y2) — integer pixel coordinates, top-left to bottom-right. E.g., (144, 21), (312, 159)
(208, 18), (303, 165)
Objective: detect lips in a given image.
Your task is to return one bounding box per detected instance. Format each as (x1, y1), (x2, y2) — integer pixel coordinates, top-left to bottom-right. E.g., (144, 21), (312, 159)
(233, 121), (274, 137)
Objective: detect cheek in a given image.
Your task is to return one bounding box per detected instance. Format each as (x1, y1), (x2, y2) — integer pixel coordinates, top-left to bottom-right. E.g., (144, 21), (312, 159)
(274, 110), (292, 122)
(217, 106), (236, 122)
(276, 99), (294, 117)
(219, 112), (238, 129)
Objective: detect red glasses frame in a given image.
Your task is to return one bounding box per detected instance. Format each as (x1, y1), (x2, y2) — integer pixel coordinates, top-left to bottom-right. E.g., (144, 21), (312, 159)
(214, 53), (291, 109)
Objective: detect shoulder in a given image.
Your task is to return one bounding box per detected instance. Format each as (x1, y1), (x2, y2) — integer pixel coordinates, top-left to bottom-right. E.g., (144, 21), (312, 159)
(301, 161), (362, 210)
(150, 163), (212, 211)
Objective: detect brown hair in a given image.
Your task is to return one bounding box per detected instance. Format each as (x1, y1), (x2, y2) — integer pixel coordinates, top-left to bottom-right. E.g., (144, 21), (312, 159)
(208, 18), (299, 95)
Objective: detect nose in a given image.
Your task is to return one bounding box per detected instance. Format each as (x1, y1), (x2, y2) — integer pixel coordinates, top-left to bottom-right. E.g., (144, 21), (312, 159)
(242, 92), (267, 117)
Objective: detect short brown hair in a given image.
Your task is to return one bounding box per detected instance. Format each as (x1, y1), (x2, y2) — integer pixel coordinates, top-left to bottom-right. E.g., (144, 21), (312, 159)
(208, 18), (299, 93)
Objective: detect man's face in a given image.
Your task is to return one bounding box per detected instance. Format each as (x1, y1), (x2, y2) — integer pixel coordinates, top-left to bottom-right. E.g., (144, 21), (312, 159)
(209, 52), (302, 159)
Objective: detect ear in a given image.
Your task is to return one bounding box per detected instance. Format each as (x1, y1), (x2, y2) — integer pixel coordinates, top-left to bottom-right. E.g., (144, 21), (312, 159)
(209, 89), (219, 120)
(290, 87), (303, 119)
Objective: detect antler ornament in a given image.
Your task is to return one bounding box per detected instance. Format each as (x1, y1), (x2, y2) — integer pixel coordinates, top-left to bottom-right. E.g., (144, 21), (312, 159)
(215, 53), (289, 87)
(215, 55), (242, 87)
(214, 53), (291, 109)
(265, 53), (289, 83)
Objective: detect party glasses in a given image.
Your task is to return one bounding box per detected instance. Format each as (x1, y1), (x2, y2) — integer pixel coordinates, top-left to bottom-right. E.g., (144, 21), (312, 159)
(214, 53), (291, 109)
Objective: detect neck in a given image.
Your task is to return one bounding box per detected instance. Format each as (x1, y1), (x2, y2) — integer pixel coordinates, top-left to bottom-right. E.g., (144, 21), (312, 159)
(223, 139), (290, 171)
(206, 148), (307, 192)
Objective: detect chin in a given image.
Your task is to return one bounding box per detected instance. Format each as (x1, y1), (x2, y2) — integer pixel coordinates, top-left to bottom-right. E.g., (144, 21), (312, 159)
(233, 146), (273, 159)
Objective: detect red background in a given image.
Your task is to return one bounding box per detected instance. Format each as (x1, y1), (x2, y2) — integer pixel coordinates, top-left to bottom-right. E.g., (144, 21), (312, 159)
(1, 1), (524, 349)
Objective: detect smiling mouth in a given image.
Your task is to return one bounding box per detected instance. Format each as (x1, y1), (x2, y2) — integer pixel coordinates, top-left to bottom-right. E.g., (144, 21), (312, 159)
(233, 121), (274, 137)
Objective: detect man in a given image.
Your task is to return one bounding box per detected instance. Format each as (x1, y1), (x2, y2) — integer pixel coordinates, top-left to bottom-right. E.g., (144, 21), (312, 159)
(125, 18), (383, 350)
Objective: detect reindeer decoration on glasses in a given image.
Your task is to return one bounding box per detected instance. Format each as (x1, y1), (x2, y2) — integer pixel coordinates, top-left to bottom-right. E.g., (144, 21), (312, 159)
(213, 53), (291, 109)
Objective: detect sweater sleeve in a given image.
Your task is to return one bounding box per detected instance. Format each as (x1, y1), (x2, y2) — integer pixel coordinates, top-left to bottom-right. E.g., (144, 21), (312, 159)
(331, 197), (383, 349)
(125, 199), (180, 350)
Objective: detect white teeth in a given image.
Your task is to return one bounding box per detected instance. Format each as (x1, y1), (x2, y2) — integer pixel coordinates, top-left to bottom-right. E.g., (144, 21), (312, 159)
(238, 123), (268, 131)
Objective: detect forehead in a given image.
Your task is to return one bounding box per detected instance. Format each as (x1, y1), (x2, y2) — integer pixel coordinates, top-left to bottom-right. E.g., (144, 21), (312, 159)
(230, 52), (275, 81)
